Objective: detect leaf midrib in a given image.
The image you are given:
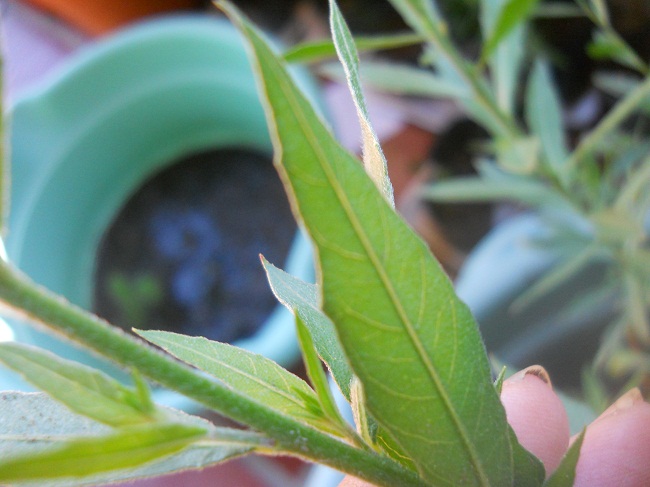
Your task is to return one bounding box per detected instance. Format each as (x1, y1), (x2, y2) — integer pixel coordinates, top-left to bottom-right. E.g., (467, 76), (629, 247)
(263, 46), (492, 485)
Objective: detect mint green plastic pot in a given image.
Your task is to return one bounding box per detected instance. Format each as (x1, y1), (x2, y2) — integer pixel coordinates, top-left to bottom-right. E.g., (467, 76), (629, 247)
(5, 15), (320, 407)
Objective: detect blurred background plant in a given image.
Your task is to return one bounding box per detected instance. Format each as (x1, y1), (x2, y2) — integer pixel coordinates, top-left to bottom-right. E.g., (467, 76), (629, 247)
(282, 0), (650, 412)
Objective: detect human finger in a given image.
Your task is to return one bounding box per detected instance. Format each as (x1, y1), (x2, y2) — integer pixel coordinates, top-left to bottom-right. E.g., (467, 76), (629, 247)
(574, 388), (650, 487)
(499, 365), (570, 475)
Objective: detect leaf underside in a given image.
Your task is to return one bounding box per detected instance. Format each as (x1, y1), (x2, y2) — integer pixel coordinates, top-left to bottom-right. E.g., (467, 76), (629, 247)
(0, 342), (155, 427)
(223, 3), (518, 485)
(136, 330), (340, 435)
(262, 258), (353, 400)
(0, 392), (254, 486)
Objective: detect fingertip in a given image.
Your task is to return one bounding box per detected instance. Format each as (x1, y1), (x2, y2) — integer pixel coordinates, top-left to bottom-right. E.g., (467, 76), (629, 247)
(574, 389), (650, 487)
(500, 366), (570, 476)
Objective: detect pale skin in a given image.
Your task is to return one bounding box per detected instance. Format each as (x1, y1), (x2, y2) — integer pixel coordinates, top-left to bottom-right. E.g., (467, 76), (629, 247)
(339, 366), (650, 487)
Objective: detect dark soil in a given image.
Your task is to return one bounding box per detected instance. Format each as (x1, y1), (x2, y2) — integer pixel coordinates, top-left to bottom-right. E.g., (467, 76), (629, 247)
(93, 148), (296, 343)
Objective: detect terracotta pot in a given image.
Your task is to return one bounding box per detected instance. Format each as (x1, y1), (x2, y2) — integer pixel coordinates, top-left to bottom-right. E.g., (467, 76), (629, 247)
(23, 0), (203, 35)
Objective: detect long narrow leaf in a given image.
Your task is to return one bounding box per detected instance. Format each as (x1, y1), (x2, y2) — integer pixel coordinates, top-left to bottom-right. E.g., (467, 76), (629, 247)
(481, 0), (531, 115)
(526, 59), (570, 185)
(283, 33), (424, 64)
(295, 315), (353, 438)
(262, 258), (353, 400)
(319, 61), (469, 98)
(482, 0), (539, 62)
(388, 0), (520, 138)
(329, 0), (394, 205)
(223, 3), (517, 484)
(136, 330), (342, 435)
(0, 263), (423, 486)
(387, 0), (444, 36)
(0, 392), (266, 486)
(422, 176), (570, 210)
(0, 342), (156, 427)
(587, 30), (647, 73)
(0, 421), (205, 483)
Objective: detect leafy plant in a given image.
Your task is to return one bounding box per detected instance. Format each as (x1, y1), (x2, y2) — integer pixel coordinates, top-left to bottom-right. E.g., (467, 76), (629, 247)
(0, 0), (605, 485)
(419, 0), (650, 406)
(291, 0), (650, 406)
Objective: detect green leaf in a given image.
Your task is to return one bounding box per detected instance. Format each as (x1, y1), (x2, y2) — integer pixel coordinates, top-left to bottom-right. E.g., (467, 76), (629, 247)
(389, 1), (520, 138)
(319, 61), (469, 98)
(576, 0), (609, 24)
(283, 33), (424, 64)
(494, 366), (507, 395)
(593, 208), (646, 244)
(0, 342), (156, 427)
(136, 330), (339, 434)
(533, 2), (584, 18)
(226, 3), (516, 484)
(496, 135), (540, 174)
(387, 0), (445, 37)
(543, 429), (586, 487)
(526, 60), (570, 185)
(0, 245), (423, 485)
(295, 314), (351, 436)
(511, 428), (546, 487)
(491, 28), (526, 116)
(624, 248), (650, 278)
(421, 175), (566, 209)
(262, 258), (353, 401)
(0, 392), (262, 486)
(350, 379), (416, 471)
(482, 0), (539, 62)
(0, 423), (204, 482)
(481, 0), (530, 115)
(329, 0), (394, 205)
(582, 367), (610, 414)
(624, 274), (650, 344)
(348, 377), (372, 443)
(614, 154), (650, 212)
(319, 60), (500, 136)
(0, 419), (205, 483)
(587, 30), (646, 73)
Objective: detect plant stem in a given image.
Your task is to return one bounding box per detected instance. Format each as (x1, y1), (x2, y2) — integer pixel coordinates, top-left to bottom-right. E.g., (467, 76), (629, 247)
(0, 262), (426, 487)
(387, 0), (520, 139)
(568, 75), (650, 171)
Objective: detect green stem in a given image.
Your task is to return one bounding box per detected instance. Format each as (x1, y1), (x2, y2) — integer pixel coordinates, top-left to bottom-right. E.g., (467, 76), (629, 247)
(386, 0), (520, 139)
(444, 45), (518, 138)
(0, 262), (426, 487)
(568, 75), (650, 171)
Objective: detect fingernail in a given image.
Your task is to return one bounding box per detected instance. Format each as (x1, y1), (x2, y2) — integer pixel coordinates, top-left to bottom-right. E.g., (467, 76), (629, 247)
(509, 365), (553, 389)
(597, 388), (644, 422)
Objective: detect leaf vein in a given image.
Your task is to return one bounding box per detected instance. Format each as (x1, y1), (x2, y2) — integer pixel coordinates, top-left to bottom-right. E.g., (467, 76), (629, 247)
(268, 40), (492, 485)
